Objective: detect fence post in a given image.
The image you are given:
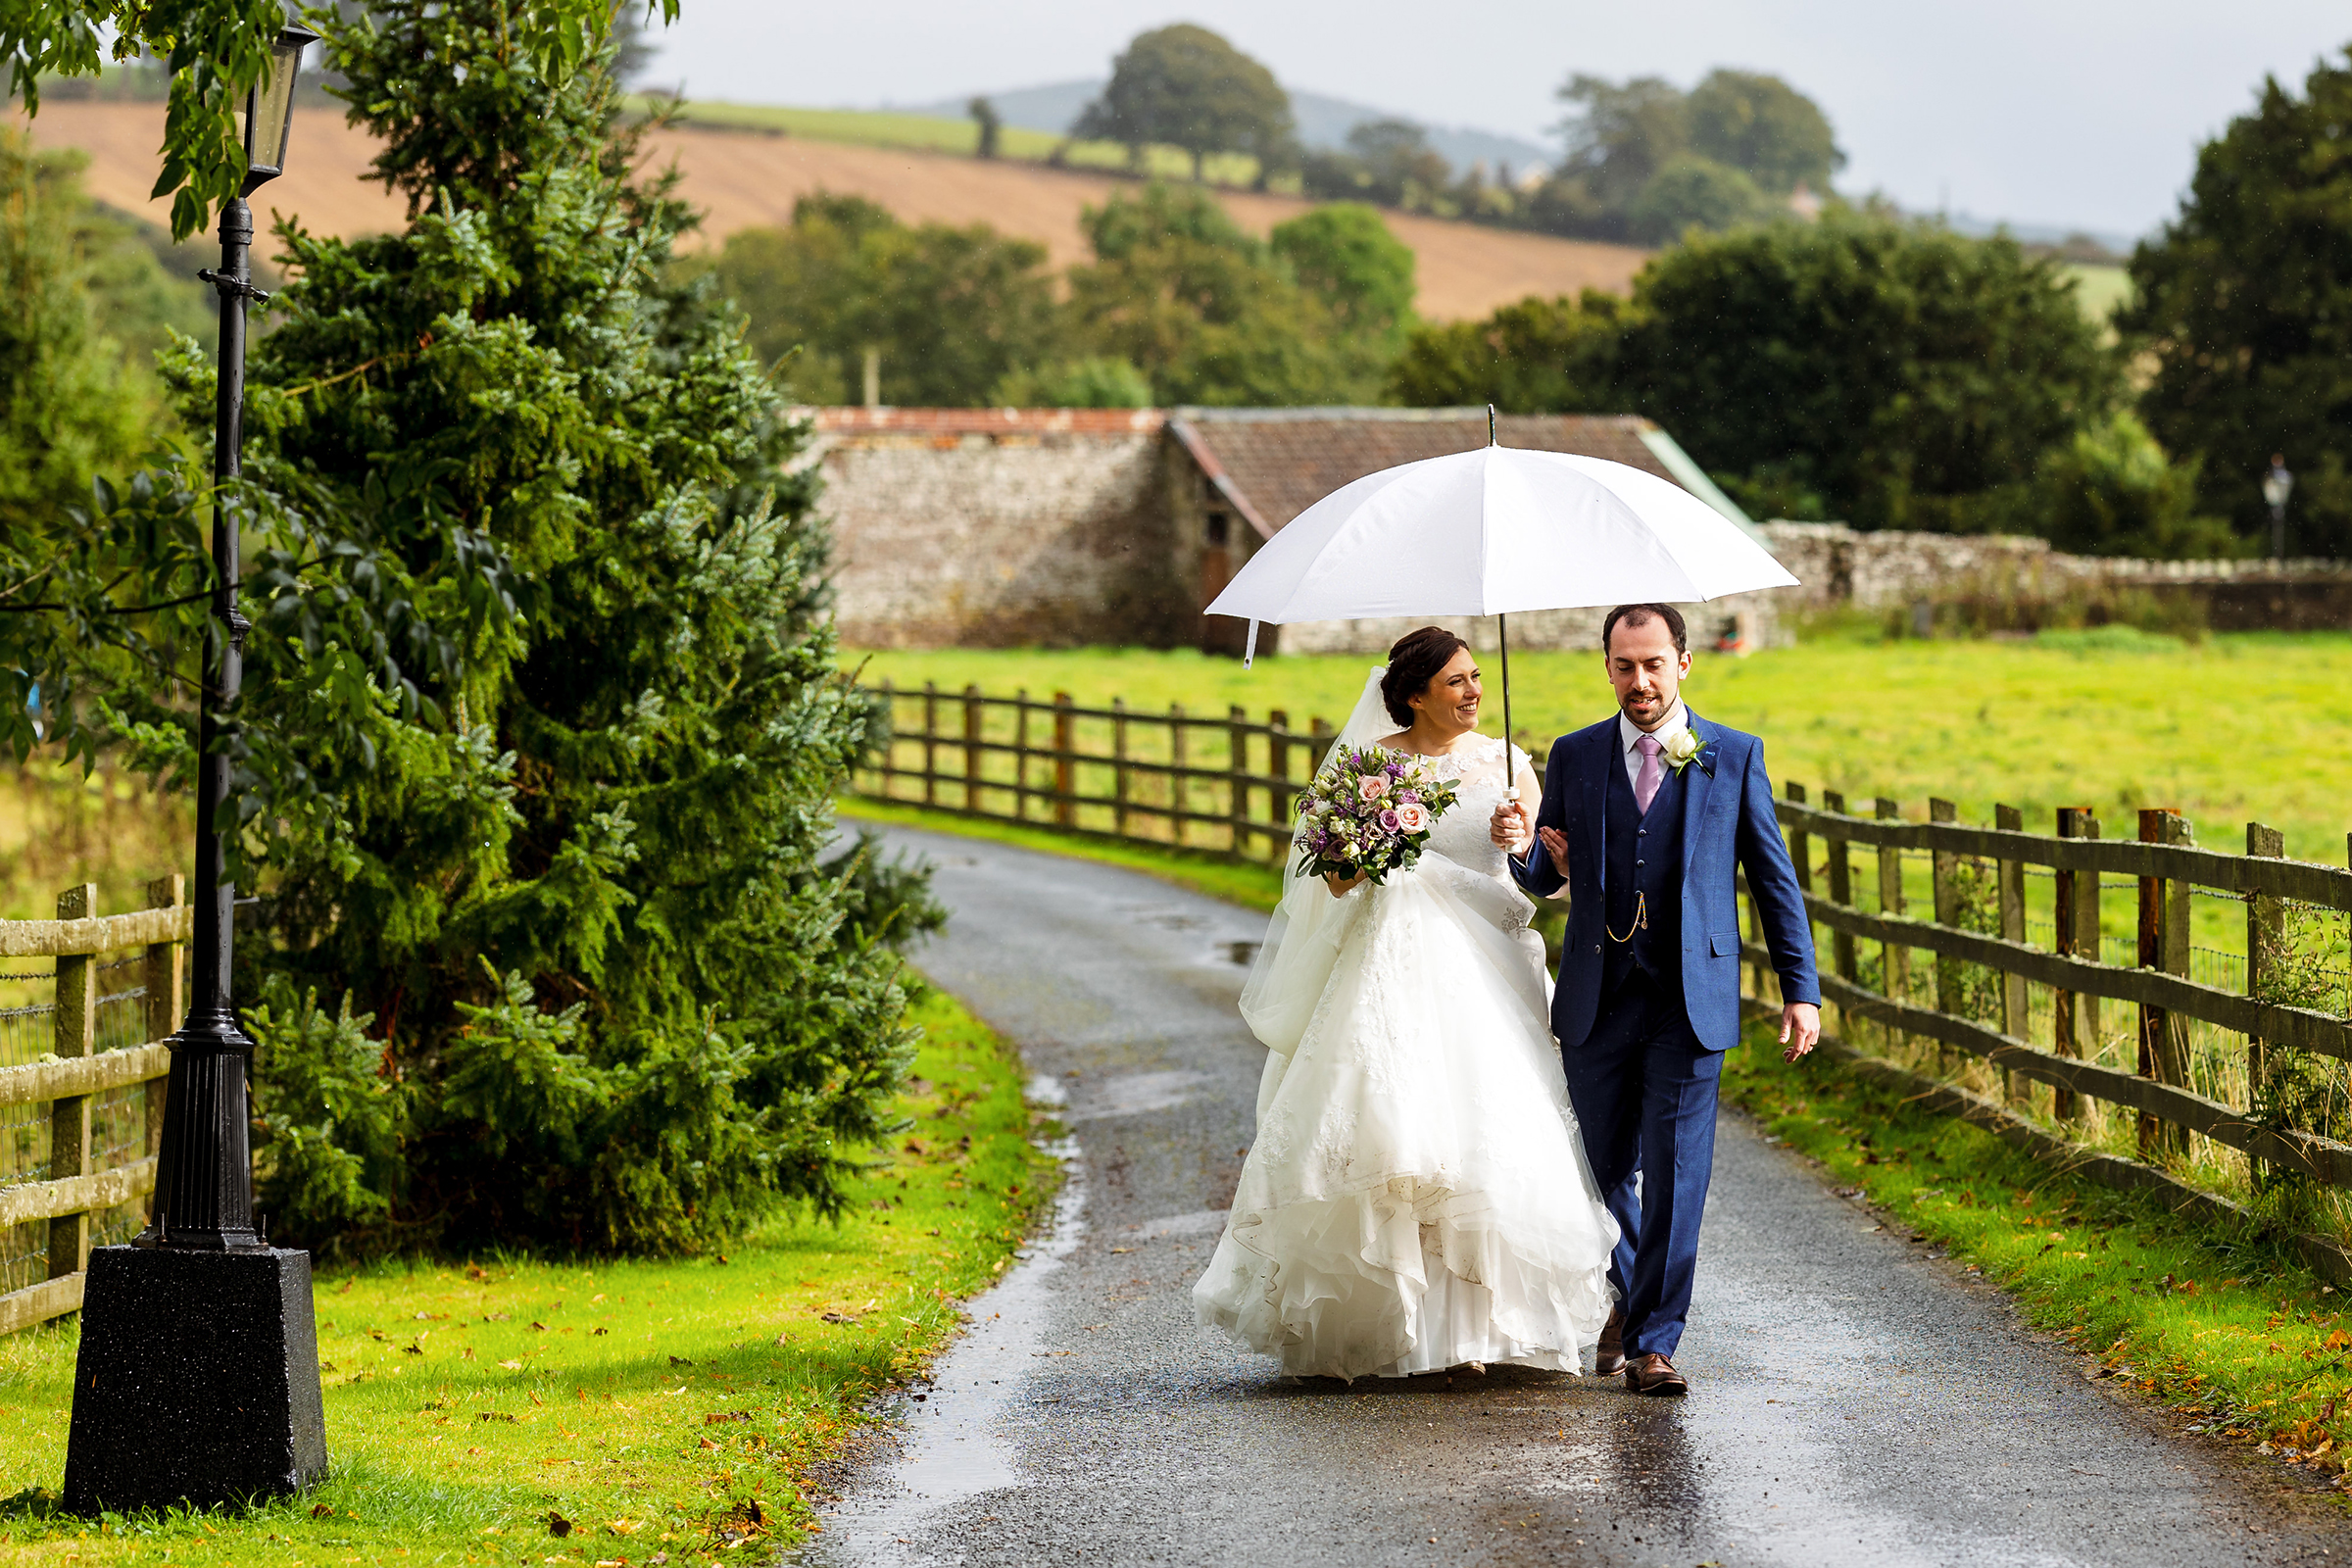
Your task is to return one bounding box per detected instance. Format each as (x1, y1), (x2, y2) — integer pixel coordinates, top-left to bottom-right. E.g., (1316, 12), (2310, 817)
(1995, 803), (2029, 1106)
(1820, 790), (1856, 989)
(920, 682), (940, 808)
(50, 883), (97, 1282)
(2136, 808), (2191, 1156)
(2053, 808), (2087, 1122)
(1226, 706), (1250, 862)
(2245, 820), (2285, 1181)
(1930, 798), (1960, 1071)
(962, 685), (984, 812)
(1308, 717), (1335, 777)
(1053, 692), (1077, 829)
(1112, 699), (1131, 838)
(1268, 710), (1292, 851)
(1169, 704), (1188, 848)
(143, 875), (185, 1160)
(1013, 689), (1032, 822)
(876, 677), (896, 797)
(1786, 781), (1811, 892)
(1877, 797), (1906, 1052)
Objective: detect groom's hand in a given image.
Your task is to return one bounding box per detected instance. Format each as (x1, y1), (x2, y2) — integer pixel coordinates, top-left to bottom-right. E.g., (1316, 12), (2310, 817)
(1780, 1002), (1821, 1062)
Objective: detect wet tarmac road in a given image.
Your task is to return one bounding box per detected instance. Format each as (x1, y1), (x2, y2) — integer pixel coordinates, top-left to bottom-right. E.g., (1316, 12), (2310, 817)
(808, 825), (2345, 1567)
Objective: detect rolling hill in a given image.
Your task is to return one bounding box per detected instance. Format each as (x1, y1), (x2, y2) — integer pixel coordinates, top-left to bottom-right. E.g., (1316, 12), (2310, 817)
(17, 100), (1649, 322)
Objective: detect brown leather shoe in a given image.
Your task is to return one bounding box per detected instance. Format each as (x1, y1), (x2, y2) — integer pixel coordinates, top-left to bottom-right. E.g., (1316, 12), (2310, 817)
(1593, 1307), (1626, 1377)
(1625, 1352), (1689, 1396)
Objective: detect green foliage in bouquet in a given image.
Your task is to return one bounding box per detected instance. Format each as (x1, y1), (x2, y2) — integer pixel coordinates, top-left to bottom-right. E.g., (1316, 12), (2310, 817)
(112, 1), (942, 1257)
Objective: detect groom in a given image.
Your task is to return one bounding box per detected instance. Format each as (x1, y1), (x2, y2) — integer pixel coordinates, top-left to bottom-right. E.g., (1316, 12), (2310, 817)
(1491, 603), (1819, 1396)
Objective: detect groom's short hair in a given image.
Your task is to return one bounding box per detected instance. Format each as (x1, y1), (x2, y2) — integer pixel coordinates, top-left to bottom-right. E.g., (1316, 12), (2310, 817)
(1602, 603), (1688, 657)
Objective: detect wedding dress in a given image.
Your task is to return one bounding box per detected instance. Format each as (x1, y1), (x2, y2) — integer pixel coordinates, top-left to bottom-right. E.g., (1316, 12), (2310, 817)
(1193, 669), (1620, 1381)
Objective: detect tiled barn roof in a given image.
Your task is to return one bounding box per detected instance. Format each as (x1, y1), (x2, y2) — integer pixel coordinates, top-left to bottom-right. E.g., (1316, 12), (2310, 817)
(1165, 409), (1711, 539)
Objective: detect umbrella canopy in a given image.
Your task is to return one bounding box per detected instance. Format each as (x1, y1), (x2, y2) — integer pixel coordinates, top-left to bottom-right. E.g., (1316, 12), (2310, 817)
(1203, 444), (1796, 630)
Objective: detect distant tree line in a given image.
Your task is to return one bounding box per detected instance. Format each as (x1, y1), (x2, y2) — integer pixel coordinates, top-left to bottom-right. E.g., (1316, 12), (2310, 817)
(703, 187), (1417, 410)
(1392, 43), (2352, 560)
(1055, 24), (1842, 246)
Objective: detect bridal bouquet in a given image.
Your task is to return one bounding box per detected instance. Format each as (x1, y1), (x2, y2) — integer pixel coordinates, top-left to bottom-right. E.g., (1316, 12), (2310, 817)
(1292, 747), (1461, 885)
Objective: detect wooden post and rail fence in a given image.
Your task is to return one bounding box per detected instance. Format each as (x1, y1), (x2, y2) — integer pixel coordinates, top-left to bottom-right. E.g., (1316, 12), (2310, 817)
(857, 681), (2352, 1280)
(2, 685), (2345, 1337)
(0, 879), (189, 1335)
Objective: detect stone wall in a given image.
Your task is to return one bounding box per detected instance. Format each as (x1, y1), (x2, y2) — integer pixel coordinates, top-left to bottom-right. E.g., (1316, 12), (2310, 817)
(805, 409), (1188, 649)
(1759, 521), (2352, 631)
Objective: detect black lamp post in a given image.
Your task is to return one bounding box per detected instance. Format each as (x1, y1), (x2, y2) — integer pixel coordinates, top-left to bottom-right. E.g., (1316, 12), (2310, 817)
(63, 15), (329, 1515)
(2262, 454), (2294, 564)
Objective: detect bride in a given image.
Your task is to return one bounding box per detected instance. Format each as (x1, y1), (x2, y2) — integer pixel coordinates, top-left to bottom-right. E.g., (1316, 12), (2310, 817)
(1194, 626), (1620, 1381)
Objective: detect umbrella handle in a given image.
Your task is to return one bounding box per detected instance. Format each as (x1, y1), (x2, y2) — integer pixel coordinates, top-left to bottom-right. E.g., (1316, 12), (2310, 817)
(1496, 610), (1514, 779)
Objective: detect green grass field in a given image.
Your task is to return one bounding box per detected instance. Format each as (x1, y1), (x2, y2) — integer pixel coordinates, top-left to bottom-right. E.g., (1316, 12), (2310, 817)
(853, 631), (2352, 866)
(2060, 262), (2134, 327)
(0, 988), (1054, 1567)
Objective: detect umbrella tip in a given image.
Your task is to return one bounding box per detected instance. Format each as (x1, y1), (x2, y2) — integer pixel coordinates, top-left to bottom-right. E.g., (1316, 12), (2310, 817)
(1487, 404), (1496, 446)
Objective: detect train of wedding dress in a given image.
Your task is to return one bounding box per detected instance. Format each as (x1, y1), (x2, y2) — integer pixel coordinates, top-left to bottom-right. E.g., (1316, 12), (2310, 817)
(1193, 669), (1620, 1381)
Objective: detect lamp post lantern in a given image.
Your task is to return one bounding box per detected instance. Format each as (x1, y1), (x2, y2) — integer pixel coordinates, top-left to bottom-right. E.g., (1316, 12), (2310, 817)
(62, 14), (330, 1515)
(2262, 454), (2293, 564)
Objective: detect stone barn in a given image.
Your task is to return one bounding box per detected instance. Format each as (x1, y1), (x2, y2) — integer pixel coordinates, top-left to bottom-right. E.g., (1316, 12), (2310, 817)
(800, 406), (1785, 656)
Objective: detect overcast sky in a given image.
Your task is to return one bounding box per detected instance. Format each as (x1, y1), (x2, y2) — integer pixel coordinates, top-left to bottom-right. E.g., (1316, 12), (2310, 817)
(642, 0), (2349, 240)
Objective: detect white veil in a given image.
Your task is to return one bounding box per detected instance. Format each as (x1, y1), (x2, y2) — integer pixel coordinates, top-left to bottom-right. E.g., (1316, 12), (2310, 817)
(1237, 664), (1397, 1055)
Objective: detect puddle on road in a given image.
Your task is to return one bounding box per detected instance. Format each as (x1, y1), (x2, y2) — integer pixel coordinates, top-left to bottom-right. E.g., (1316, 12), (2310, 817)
(807, 1133), (1086, 1568)
(1065, 1069), (1209, 1120)
(1223, 939), (1260, 966)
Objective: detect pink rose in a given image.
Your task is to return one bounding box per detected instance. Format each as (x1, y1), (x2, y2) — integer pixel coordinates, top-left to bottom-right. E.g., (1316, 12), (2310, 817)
(1394, 803), (1429, 833)
(1357, 774), (1391, 802)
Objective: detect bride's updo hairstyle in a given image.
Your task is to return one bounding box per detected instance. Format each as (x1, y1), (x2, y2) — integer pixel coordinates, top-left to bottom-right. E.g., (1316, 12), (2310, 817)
(1381, 626), (1470, 726)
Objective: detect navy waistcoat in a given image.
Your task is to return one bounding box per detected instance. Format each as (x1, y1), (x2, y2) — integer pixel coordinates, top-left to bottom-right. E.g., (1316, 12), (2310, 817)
(1603, 739), (1688, 995)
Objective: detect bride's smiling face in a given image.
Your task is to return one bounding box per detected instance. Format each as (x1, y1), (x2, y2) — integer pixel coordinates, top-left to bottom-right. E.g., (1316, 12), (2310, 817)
(1406, 648), (1483, 737)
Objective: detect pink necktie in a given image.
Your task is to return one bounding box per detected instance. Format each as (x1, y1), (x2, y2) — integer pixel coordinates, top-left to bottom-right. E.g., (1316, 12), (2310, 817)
(1634, 733), (1664, 814)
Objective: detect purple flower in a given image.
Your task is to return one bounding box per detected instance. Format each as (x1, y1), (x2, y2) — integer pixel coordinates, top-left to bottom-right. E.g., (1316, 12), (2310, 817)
(1379, 808), (1400, 832)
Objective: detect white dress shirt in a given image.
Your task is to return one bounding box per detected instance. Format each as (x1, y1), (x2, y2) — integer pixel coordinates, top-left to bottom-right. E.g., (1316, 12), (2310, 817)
(1617, 701), (1690, 789)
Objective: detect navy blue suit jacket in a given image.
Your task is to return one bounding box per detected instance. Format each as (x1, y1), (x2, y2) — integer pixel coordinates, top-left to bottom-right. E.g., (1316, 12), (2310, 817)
(1513, 710), (1819, 1054)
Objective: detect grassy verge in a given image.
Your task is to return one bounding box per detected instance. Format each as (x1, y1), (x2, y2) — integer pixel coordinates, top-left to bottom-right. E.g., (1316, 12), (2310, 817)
(841, 795), (1285, 913)
(1724, 1018), (2352, 1492)
(0, 987), (1057, 1565)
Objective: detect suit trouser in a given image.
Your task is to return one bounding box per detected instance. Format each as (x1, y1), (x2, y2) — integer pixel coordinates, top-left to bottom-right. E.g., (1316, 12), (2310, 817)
(1562, 967), (1724, 1360)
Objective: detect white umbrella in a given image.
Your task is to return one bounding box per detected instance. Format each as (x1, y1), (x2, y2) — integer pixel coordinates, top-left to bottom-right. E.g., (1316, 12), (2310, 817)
(1203, 420), (1799, 772)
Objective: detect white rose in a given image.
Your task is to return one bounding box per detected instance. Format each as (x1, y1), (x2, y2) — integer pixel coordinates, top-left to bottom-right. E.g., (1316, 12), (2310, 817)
(1663, 729), (1702, 767)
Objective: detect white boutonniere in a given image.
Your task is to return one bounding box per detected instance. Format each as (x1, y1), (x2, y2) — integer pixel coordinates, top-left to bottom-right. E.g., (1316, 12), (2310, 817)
(1662, 728), (1707, 775)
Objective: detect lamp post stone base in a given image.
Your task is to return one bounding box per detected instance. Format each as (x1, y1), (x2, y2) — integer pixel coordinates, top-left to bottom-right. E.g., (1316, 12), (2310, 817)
(62, 1246), (327, 1513)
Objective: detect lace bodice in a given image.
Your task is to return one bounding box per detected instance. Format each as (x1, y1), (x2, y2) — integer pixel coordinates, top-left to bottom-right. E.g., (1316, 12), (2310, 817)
(1375, 734), (1520, 882)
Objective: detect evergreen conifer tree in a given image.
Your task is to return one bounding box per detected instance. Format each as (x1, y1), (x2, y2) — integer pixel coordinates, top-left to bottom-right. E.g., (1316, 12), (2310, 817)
(126, 0), (937, 1255)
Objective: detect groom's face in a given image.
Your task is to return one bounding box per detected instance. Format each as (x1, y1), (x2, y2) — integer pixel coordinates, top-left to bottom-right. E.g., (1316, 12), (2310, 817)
(1605, 617), (1691, 731)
